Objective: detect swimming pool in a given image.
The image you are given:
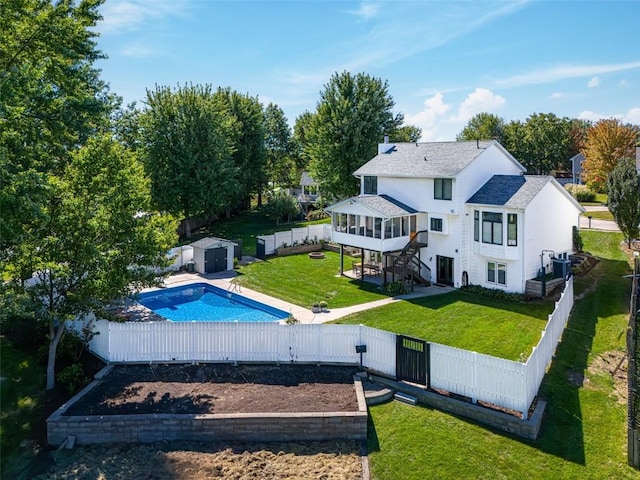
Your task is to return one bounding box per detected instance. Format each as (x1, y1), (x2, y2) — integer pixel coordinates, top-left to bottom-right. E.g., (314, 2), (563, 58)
(137, 283), (289, 322)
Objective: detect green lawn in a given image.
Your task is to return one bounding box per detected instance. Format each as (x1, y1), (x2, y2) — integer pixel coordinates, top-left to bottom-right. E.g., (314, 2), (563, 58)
(183, 209), (330, 256)
(334, 291), (552, 360)
(366, 230), (637, 479)
(234, 250), (390, 308)
(583, 210), (614, 221)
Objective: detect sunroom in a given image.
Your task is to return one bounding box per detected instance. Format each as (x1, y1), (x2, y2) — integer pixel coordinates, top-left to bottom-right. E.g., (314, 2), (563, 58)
(325, 194), (427, 280)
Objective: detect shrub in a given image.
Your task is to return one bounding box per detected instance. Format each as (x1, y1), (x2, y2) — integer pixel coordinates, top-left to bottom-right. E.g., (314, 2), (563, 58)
(384, 281), (407, 295)
(306, 209), (329, 221)
(58, 363), (89, 394)
(461, 284), (525, 302)
(564, 184), (596, 202)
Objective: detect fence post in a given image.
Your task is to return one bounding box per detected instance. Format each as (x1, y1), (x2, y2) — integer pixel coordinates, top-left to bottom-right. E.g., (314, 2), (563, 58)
(472, 351), (478, 404)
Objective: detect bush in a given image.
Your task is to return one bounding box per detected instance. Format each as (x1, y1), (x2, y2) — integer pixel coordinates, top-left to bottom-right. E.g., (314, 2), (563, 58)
(461, 284), (525, 302)
(585, 178), (606, 195)
(58, 363), (89, 394)
(564, 184), (596, 202)
(305, 209), (329, 221)
(384, 281), (407, 295)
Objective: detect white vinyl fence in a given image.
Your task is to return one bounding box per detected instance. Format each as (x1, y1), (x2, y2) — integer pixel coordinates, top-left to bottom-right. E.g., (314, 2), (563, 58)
(73, 278), (574, 419)
(257, 224), (332, 256)
(167, 245), (194, 271)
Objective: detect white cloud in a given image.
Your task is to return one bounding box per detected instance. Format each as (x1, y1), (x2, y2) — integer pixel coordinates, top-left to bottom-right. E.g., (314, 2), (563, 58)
(587, 76), (600, 88)
(578, 107), (640, 124)
(619, 79), (630, 87)
(494, 60), (640, 88)
(121, 43), (156, 58)
(625, 107), (640, 124)
(405, 93), (451, 140)
(550, 92), (565, 99)
(98, 0), (188, 33)
(347, 2), (380, 20)
(454, 88), (506, 123)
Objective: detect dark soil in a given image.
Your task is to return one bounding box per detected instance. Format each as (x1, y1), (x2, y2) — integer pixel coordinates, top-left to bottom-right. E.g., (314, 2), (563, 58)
(65, 364), (361, 416)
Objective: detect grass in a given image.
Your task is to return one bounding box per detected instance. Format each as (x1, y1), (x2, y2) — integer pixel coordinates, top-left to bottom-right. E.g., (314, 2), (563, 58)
(366, 230), (637, 479)
(182, 209), (330, 255)
(334, 291), (552, 360)
(583, 210), (614, 221)
(234, 250), (390, 308)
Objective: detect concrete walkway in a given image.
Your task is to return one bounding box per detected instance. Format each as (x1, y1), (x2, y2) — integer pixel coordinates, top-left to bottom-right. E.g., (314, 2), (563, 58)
(580, 205), (620, 232)
(160, 271), (454, 324)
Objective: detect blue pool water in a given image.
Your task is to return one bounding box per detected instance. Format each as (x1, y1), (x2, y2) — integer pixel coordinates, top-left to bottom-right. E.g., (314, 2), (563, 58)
(137, 283), (289, 322)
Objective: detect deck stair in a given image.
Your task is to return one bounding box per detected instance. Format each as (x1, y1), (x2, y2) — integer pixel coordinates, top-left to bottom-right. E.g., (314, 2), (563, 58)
(383, 231), (430, 290)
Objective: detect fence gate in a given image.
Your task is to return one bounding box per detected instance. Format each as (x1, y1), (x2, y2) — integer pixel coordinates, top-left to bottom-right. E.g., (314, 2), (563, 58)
(396, 335), (428, 386)
(256, 238), (266, 260)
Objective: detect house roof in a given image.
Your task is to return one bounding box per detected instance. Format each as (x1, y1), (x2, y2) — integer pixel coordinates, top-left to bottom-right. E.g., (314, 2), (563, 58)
(326, 194), (418, 218)
(467, 175), (586, 212)
(190, 237), (236, 249)
(300, 171), (317, 186)
(353, 140), (516, 178)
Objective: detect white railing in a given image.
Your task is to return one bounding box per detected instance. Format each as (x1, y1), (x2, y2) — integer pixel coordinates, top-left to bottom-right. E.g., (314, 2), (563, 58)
(74, 277), (574, 420)
(257, 224), (332, 256)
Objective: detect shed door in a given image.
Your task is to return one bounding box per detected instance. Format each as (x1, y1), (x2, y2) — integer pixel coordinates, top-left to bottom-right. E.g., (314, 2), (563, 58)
(205, 247), (227, 273)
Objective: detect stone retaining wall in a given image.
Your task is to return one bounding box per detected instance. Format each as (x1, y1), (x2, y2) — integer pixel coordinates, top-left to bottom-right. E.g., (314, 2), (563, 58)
(47, 369), (368, 446)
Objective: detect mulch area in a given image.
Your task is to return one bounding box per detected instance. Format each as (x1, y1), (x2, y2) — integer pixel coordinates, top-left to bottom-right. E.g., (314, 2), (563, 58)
(65, 364), (361, 416)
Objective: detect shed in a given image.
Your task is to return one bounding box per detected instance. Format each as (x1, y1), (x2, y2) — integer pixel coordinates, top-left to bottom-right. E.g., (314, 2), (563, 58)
(189, 237), (237, 274)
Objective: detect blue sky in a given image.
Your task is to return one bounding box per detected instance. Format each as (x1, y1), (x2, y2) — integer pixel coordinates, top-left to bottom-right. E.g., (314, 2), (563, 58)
(95, 0), (640, 141)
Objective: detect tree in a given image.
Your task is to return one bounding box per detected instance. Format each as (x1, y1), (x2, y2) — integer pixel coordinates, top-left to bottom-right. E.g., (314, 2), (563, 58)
(292, 111), (315, 171)
(607, 157), (640, 247)
(308, 71), (402, 198)
(389, 125), (422, 143)
(8, 135), (178, 389)
(582, 118), (638, 191)
(456, 113), (505, 142)
(262, 192), (301, 225)
(141, 84), (237, 237)
(213, 88), (266, 214)
(502, 113), (572, 174)
(0, 0), (115, 248)
(263, 102), (295, 190)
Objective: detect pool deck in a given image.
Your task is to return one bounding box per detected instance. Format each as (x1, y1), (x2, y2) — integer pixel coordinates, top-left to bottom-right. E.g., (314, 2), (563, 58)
(157, 268), (454, 324)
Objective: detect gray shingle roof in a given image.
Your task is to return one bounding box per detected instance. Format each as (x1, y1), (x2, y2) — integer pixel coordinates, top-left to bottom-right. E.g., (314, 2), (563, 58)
(467, 175), (551, 208)
(353, 140), (495, 178)
(326, 194), (418, 218)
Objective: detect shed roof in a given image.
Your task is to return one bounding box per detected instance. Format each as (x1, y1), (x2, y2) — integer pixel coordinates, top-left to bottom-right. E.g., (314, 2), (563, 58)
(190, 237), (236, 249)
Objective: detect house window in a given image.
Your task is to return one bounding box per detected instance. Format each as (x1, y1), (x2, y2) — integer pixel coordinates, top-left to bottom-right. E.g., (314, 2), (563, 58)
(434, 178), (452, 200)
(482, 212), (503, 245)
(474, 210), (479, 241)
(507, 214), (517, 246)
(363, 176), (377, 195)
(487, 262), (507, 285)
(430, 217), (443, 232)
(374, 217), (382, 238)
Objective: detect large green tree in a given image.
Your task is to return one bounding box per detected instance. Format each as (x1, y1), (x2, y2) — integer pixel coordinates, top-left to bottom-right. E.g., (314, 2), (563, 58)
(263, 102), (294, 190)
(389, 124), (422, 143)
(292, 111), (315, 171)
(7, 136), (178, 389)
(142, 84), (237, 237)
(214, 87), (266, 214)
(307, 71), (402, 198)
(0, 0), (115, 248)
(607, 157), (640, 247)
(502, 113), (572, 174)
(456, 113), (505, 142)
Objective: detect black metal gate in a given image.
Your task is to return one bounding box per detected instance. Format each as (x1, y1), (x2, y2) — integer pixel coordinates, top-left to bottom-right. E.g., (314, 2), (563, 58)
(396, 335), (428, 386)
(256, 238), (266, 260)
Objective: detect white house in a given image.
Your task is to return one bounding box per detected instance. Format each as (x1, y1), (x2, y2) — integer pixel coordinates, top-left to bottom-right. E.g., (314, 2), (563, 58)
(325, 140), (585, 293)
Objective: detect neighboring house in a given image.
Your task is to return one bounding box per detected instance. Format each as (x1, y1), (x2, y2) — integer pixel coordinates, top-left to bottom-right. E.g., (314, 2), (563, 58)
(570, 152), (585, 185)
(285, 171), (320, 214)
(325, 140), (585, 293)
